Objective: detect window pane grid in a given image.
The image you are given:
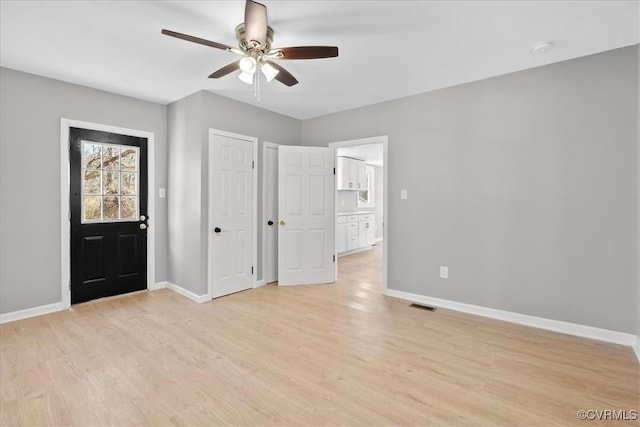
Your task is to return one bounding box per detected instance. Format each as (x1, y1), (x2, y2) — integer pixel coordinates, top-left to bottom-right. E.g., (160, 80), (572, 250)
(81, 141), (139, 223)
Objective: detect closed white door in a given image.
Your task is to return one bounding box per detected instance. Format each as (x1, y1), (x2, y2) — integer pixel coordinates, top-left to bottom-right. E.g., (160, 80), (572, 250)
(278, 146), (335, 286)
(264, 143), (278, 283)
(210, 133), (254, 298)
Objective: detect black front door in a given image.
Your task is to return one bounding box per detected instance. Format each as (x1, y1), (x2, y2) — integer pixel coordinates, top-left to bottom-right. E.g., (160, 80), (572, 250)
(70, 127), (148, 304)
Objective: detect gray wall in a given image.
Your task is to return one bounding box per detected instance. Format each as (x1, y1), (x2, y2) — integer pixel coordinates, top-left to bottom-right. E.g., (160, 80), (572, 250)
(167, 92), (204, 298)
(0, 67), (168, 314)
(637, 44), (640, 338)
(302, 46), (639, 334)
(167, 90), (301, 296)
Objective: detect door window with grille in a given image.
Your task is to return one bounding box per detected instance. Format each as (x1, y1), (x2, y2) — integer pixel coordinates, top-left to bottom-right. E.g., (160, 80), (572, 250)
(81, 141), (139, 223)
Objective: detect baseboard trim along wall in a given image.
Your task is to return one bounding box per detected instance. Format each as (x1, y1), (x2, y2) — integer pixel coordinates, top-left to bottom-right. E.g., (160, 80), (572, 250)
(149, 281), (168, 291)
(254, 280), (266, 288)
(385, 289), (638, 348)
(165, 282), (210, 303)
(634, 337), (640, 363)
(0, 302), (65, 324)
(1, 281), (177, 324)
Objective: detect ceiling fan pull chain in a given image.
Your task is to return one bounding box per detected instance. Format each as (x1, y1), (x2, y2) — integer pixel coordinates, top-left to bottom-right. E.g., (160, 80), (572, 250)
(254, 67), (261, 103)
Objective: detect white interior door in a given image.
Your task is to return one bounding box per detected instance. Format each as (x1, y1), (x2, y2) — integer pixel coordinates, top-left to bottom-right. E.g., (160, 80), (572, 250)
(210, 132), (254, 298)
(278, 146), (335, 286)
(264, 143), (278, 283)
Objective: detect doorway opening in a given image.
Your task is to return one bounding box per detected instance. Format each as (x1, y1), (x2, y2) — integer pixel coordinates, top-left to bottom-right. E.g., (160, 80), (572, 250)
(329, 136), (388, 293)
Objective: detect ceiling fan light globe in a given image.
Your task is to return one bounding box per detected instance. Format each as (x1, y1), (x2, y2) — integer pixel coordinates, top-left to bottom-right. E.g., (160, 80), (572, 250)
(238, 71), (254, 85)
(239, 56), (256, 74)
(261, 62), (280, 82)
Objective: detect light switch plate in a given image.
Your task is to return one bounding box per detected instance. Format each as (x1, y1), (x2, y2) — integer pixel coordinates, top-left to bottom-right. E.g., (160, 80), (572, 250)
(440, 266), (448, 279)
(159, 188), (166, 198)
(401, 189), (408, 199)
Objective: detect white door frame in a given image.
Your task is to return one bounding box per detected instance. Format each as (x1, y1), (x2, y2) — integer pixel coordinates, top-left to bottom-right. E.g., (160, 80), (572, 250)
(207, 128), (258, 299)
(262, 141), (279, 285)
(328, 136), (388, 291)
(60, 118), (156, 309)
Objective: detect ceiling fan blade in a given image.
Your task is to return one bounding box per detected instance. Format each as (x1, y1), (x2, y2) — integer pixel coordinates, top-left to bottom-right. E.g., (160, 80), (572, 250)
(272, 46), (339, 60)
(161, 29), (233, 51)
(208, 61), (241, 79)
(264, 61), (298, 87)
(244, 0), (268, 47)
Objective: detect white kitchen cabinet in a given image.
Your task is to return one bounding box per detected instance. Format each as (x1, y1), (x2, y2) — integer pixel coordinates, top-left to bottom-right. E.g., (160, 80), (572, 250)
(337, 157), (367, 191)
(358, 221), (368, 248)
(337, 157), (352, 190)
(367, 220), (375, 245)
(357, 161), (367, 191)
(346, 215), (359, 251)
(338, 213), (375, 255)
(358, 213), (375, 247)
(336, 216), (347, 253)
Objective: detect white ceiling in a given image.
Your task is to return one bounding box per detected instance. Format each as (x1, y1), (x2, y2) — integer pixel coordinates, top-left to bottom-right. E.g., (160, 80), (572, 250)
(1, 1), (638, 120)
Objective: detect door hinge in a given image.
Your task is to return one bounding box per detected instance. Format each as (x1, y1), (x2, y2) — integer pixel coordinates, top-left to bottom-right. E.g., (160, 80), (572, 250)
(333, 254), (336, 262)
(68, 210), (71, 221)
(252, 160), (255, 169)
(252, 266), (254, 275)
(333, 167), (336, 175)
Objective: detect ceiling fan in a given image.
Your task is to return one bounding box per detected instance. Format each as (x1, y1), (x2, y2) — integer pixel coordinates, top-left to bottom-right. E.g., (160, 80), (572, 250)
(162, 0), (339, 87)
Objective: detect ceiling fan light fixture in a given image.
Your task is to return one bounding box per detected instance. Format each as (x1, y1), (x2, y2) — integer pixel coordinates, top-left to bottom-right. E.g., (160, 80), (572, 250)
(260, 62), (279, 82)
(239, 56), (257, 74)
(238, 71), (254, 85)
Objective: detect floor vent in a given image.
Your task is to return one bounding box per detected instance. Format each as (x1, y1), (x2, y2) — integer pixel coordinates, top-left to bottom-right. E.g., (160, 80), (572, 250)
(410, 303), (436, 312)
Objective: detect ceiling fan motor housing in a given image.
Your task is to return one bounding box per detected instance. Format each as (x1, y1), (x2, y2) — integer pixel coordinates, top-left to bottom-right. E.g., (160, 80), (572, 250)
(235, 23), (274, 53)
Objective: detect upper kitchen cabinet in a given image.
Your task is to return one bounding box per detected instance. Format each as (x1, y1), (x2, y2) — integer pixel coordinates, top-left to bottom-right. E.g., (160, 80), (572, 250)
(337, 156), (367, 191)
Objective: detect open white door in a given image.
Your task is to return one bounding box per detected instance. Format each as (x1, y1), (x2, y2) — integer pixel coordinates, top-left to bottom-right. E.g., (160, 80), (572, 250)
(278, 146), (335, 286)
(209, 131), (256, 298)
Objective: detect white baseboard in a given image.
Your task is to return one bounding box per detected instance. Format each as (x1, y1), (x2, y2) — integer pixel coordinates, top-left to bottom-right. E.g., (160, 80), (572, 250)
(1, 281), (207, 324)
(149, 281), (168, 291)
(166, 282), (210, 303)
(385, 289), (637, 347)
(254, 280), (266, 288)
(633, 337), (640, 363)
(375, 237), (383, 243)
(0, 302), (65, 324)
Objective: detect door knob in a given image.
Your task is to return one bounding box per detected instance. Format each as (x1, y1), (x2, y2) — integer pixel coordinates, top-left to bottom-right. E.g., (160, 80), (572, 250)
(279, 220), (286, 226)
(139, 223), (147, 230)
(267, 220), (274, 226)
(214, 227), (221, 233)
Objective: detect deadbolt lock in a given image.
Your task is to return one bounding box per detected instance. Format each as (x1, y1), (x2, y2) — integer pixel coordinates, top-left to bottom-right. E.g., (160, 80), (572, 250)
(140, 215), (146, 221)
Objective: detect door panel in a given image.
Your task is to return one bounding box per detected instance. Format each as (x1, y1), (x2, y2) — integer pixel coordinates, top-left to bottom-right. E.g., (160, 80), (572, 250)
(278, 146), (335, 286)
(211, 134), (254, 298)
(70, 127), (148, 304)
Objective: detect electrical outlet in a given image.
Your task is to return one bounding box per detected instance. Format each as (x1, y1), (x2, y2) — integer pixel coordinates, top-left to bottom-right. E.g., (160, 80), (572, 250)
(440, 266), (448, 279)
(401, 189), (408, 199)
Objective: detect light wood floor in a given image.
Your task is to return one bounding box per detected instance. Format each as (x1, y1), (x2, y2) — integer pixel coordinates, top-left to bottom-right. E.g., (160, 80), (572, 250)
(1, 245), (638, 426)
